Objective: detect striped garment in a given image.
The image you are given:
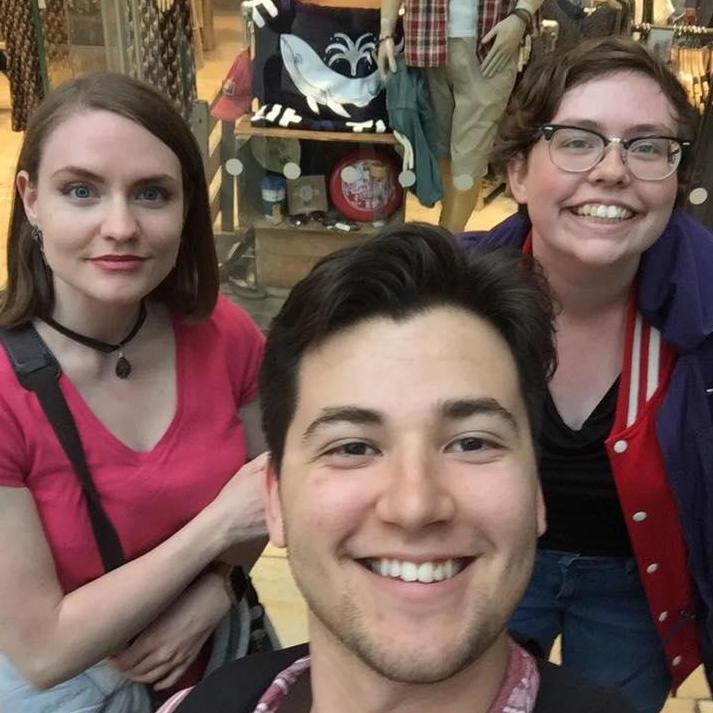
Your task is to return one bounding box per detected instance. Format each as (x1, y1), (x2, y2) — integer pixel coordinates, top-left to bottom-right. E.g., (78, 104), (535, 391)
(603, 294), (700, 689)
(157, 640), (540, 713)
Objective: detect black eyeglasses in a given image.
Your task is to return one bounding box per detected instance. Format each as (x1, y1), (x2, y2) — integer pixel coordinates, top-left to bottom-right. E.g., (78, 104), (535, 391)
(540, 124), (691, 181)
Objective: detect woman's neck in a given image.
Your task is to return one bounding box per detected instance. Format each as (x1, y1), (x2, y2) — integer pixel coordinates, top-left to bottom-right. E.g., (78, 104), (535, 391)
(532, 237), (637, 318)
(50, 289), (146, 345)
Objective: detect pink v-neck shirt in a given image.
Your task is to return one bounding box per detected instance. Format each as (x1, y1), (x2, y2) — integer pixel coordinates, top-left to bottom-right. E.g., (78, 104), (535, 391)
(0, 296), (264, 593)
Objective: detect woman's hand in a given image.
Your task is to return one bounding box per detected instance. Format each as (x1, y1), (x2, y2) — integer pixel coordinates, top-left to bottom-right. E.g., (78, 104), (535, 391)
(209, 452), (270, 546)
(110, 570), (231, 690)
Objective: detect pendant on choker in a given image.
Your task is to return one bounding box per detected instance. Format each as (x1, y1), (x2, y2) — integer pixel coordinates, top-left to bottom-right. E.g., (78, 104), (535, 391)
(115, 353), (132, 379)
(42, 302), (148, 379)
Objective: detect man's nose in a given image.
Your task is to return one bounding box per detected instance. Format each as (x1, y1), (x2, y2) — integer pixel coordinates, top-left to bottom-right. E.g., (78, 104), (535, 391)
(375, 450), (456, 531)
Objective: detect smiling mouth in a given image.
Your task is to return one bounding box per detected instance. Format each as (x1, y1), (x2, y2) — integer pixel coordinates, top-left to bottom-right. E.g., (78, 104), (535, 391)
(570, 203), (636, 222)
(359, 557), (474, 584)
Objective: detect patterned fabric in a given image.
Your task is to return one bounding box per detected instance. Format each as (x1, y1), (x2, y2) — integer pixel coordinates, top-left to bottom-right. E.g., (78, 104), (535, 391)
(252, 1), (387, 129)
(491, 641), (540, 712)
(404, 0), (516, 65)
(0, 0), (45, 131)
(251, 655), (311, 713)
(43, 0), (72, 84)
(133, 0), (197, 120)
(157, 639), (539, 713)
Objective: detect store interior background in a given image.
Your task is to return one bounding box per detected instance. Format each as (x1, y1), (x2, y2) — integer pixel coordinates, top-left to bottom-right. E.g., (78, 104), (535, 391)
(0, 1), (710, 708)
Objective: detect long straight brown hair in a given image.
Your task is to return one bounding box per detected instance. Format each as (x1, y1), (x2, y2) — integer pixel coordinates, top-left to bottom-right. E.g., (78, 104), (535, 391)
(0, 72), (219, 327)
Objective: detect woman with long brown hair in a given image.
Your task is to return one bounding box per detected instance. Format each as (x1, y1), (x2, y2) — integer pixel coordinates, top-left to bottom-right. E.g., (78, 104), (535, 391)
(0, 73), (273, 712)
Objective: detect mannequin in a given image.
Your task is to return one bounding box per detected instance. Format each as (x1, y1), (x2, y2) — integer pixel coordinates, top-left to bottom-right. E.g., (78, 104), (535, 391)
(377, 0), (543, 231)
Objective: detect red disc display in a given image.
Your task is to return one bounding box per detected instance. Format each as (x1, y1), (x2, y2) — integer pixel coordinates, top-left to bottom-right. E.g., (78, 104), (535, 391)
(329, 149), (403, 222)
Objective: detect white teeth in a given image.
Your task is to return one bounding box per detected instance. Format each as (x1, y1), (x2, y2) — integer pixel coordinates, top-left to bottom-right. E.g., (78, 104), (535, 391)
(417, 562), (434, 583)
(400, 562), (418, 582)
(366, 557), (465, 583)
(574, 203), (633, 221)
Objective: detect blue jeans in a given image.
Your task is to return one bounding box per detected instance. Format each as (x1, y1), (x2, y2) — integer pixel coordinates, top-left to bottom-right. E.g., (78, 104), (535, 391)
(510, 549), (672, 713)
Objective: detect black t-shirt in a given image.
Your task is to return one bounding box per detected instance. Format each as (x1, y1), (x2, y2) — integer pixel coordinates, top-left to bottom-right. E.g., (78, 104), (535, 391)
(538, 379), (633, 556)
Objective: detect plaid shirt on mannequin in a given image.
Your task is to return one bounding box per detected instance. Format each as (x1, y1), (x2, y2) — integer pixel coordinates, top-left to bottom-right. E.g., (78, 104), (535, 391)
(403, 0), (518, 65)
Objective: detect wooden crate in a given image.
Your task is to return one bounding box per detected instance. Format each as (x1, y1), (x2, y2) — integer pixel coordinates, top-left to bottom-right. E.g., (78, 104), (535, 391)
(255, 222), (368, 289)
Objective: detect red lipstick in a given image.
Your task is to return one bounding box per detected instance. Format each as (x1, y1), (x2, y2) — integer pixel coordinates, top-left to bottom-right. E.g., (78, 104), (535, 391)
(90, 255), (146, 272)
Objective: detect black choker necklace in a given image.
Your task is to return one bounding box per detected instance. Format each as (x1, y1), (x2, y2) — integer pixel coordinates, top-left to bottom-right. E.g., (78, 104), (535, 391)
(43, 302), (148, 379)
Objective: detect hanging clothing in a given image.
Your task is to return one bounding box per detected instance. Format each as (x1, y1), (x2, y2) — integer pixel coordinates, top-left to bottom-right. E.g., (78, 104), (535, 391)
(384, 56), (443, 207)
(403, 0), (520, 66)
(251, 0), (387, 130)
(133, 0), (197, 120)
(0, 0), (45, 131)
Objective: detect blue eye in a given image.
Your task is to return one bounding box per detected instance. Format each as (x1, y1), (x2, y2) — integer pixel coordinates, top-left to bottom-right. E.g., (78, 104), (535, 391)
(137, 186), (168, 203)
(67, 184), (93, 199)
(629, 139), (667, 159)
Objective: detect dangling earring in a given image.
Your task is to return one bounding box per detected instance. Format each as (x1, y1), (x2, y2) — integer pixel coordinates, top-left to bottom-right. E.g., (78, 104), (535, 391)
(31, 224), (48, 267)
(31, 224), (44, 248)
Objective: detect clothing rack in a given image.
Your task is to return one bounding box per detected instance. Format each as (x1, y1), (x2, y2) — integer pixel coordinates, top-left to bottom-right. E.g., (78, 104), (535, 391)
(684, 69), (713, 230)
(633, 22), (713, 35)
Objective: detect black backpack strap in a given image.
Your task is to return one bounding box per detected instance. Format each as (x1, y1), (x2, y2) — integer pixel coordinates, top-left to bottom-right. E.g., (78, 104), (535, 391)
(175, 643), (310, 713)
(0, 325), (125, 572)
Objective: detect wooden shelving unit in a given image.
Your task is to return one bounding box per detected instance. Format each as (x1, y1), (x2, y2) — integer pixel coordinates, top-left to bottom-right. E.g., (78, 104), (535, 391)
(233, 115), (406, 289)
(235, 115), (398, 145)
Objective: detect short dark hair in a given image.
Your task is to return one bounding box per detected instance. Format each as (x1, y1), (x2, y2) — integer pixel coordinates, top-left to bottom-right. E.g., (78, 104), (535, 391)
(259, 223), (557, 472)
(1, 72), (218, 327)
(492, 37), (698, 201)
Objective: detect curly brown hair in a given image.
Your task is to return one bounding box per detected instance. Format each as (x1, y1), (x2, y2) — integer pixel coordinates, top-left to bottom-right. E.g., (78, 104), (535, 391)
(492, 37), (698, 189)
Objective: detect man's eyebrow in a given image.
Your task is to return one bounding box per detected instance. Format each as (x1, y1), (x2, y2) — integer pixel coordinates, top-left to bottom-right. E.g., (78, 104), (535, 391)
(441, 398), (519, 434)
(302, 407), (383, 442)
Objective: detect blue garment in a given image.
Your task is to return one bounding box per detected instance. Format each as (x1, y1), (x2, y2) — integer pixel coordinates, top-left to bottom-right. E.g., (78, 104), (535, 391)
(461, 209), (713, 686)
(510, 550), (671, 713)
(0, 599), (275, 713)
(0, 657), (152, 713)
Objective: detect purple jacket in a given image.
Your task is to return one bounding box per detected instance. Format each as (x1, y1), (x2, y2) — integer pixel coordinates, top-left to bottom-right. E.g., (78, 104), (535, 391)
(462, 210), (713, 680)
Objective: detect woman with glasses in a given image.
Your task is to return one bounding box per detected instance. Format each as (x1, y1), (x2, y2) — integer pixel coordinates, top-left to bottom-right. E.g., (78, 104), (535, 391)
(463, 37), (713, 713)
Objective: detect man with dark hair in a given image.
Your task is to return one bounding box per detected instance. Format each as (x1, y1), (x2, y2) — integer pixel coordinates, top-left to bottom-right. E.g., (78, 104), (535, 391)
(159, 223), (634, 713)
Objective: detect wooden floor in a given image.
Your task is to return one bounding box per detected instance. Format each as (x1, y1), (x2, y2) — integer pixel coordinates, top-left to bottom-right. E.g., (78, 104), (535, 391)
(0, 8), (710, 708)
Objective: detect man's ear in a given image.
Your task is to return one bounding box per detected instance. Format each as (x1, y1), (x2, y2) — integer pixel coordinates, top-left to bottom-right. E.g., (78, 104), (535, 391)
(16, 171), (39, 225)
(536, 484), (547, 538)
(506, 156), (529, 205)
(264, 455), (287, 549)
